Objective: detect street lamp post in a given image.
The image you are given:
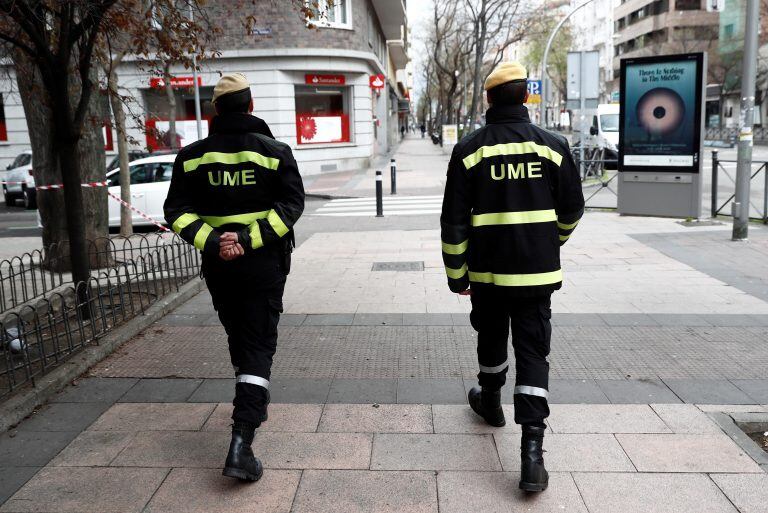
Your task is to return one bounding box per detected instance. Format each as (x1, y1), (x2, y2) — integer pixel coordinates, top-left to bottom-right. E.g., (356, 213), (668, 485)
(732, 0), (759, 240)
(189, 5), (203, 141)
(539, 0), (597, 128)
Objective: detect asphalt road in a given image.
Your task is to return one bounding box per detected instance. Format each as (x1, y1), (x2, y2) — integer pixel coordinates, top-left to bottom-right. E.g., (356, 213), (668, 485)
(0, 200), (40, 238)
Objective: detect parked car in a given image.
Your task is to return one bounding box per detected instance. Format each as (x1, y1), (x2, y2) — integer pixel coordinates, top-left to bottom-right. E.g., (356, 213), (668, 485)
(105, 150), (150, 173)
(3, 150), (35, 209)
(106, 153), (176, 228)
(588, 103), (619, 170)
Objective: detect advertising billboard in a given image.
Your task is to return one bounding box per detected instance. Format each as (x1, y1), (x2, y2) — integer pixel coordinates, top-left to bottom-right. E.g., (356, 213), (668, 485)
(619, 53), (704, 173)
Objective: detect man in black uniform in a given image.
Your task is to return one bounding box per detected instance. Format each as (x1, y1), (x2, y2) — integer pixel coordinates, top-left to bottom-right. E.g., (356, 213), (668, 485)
(441, 62), (584, 492)
(164, 73), (305, 482)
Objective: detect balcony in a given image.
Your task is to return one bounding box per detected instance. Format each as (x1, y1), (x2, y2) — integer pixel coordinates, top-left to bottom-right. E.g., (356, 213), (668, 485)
(371, 0), (407, 40)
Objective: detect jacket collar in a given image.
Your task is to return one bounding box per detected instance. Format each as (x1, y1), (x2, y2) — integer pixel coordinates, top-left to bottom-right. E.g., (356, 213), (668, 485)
(485, 104), (531, 125)
(210, 112), (266, 135)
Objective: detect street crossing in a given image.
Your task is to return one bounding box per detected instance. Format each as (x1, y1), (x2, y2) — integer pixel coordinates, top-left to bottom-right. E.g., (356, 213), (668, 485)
(312, 195), (443, 216)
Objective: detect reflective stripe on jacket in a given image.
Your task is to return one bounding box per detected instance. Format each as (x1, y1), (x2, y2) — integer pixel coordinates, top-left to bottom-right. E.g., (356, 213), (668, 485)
(441, 104), (584, 296)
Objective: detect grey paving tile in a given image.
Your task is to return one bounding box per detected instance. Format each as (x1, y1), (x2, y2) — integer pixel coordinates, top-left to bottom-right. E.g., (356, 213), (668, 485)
(89, 403), (215, 432)
(186, 379), (235, 403)
(746, 315), (768, 326)
(172, 302), (215, 315)
(0, 467), (41, 505)
(496, 433), (635, 472)
(0, 431), (79, 467)
(146, 468), (301, 513)
(451, 313), (471, 326)
(616, 433), (763, 473)
(318, 404), (432, 433)
(703, 314), (763, 327)
(600, 313), (660, 327)
(650, 404), (722, 434)
(549, 379), (610, 404)
(279, 314), (307, 326)
(597, 379), (681, 404)
(648, 314), (714, 326)
(710, 474), (768, 513)
(118, 378), (203, 403)
(573, 472), (738, 513)
(16, 403), (111, 432)
(438, 471), (588, 513)
(293, 470), (437, 513)
(730, 379), (768, 403)
(551, 313), (607, 326)
(303, 314), (354, 326)
(157, 314), (204, 327)
(547, 404), (670, 434)
(352, 313), (404, 326)
(397, 378), (466, 404)
(0, 466), (169, 513)
(50, 431), (135, 467)
(402, 313), (454, 326)
(663, 379), (756, 404)
(371, 433), (501, 470)
(51, 378), (138, 403)
(327, 378), (397, 403)
(270, 378), (332, 403)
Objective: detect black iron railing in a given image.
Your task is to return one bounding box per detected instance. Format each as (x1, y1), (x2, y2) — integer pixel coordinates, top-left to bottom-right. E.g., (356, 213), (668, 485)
(572, 146), (619, 210)
(710, 150), (768, 223)
(0, 233), (201, 398)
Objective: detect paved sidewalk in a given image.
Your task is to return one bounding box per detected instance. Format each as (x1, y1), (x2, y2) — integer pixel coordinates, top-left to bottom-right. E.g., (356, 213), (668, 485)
(3, 136), (768, 511)
(303, 134), (448, 198)
(2, 396), (766, 513)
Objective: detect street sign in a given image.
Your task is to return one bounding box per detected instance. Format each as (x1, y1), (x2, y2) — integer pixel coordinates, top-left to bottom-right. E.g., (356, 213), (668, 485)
(526, 80), (542, 104)
(611, 90), (620, 103)
(567, 51), (600, 102)
(442, 124), (458, 146)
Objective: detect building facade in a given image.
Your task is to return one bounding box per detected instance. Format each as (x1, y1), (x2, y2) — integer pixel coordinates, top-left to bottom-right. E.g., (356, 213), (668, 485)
(570, 0), (620, 103)
(0, 0), (409, 174)
(612, 0), (719, 89)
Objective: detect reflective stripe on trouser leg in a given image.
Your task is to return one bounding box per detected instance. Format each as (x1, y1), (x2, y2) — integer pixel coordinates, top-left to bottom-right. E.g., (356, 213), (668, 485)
(236, 374), (270, 389)
(471, 293), (511, 392)
(511, 295), (552, 426)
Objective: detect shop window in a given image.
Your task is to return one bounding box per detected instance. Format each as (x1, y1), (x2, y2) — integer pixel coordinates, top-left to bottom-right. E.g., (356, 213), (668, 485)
(144, 83), (214, 150)
(295, 85), (351, 145)
(307, 0), (352, 29)
(0, 94), (7, 141)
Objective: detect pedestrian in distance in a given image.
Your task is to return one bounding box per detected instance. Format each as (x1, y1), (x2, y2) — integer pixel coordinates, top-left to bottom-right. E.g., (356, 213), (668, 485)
(420, 123), (426, 138)
(164, 72), (305, 483)
(440, 61), (584, 493)
(400, 124), (406, 140)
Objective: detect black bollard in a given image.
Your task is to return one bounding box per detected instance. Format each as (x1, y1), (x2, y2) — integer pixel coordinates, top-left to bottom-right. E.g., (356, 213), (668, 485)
(376, 170), (383, 217)
(711, 150), (718, 218)
(390, 158), (397, 195)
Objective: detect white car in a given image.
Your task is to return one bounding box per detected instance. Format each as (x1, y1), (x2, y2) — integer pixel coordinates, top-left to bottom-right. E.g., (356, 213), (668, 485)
(3, 150), (35, 209)
(106, 154), (176, 228)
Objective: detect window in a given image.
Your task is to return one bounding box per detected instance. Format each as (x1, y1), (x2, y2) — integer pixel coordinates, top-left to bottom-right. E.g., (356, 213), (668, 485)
(724, 24), (734, 39)
(675, 0), (700, 9)
(0, 94), (7, 141)
(295, 85), (351, 144)
(307, 0), (352, 29)
(129, 164), (154, 185)
(143, 84), (214, 150)
(154, 162), (173, 182)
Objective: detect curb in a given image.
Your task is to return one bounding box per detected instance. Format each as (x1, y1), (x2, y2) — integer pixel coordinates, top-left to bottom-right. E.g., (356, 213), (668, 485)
(305, 192), (360, 200)
(0, 278), (206, 433)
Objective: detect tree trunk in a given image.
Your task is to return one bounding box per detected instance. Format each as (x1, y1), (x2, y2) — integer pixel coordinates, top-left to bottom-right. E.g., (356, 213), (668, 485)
(108, 66), (133, 236)
(12, 50), (108, 278)
(164, 63), (178, 149)
(469, 1), (486, 125)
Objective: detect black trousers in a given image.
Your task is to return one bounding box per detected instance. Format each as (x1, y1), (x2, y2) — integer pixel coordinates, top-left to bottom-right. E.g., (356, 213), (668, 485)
(206, 274), (286, 426)
(470, 292), (552, 426)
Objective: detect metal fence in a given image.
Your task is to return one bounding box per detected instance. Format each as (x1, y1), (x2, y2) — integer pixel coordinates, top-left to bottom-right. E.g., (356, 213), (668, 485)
(710, 150), (768, 223)
(0, 233), (201, 398)
(705, 126), (768, 144)
(572, 146), (619, 210)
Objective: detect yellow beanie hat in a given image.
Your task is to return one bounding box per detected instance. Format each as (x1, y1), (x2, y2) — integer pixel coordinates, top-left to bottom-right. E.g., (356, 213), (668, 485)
(484, 61), (527, 91)
(212, 73), (250, 104)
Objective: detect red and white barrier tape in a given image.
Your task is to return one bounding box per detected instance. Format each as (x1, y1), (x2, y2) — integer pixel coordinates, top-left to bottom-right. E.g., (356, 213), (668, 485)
(106, 190), (170, 232)
(0, 180), (110, 190)
(35, 181), (109, 191)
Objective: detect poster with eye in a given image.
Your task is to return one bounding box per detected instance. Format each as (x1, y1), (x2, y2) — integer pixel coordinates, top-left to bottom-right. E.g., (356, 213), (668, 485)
(619, 53), (704, 173)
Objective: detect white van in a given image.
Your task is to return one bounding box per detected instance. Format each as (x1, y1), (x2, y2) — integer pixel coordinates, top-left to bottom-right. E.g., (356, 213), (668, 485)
(589, 104), (619, 169)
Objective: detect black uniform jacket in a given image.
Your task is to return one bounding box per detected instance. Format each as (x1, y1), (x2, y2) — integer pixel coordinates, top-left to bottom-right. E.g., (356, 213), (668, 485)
(164, 112), (305, 283)
(440, 104), (584, 297)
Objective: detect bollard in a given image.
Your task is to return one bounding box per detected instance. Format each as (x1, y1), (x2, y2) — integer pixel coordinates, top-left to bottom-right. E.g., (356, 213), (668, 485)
(390, 158), (397, 195)
(375, 170), (383, 217)
(711, 150), (718, 218)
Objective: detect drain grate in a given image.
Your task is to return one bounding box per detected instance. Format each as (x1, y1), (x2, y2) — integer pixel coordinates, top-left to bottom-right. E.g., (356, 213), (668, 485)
(372, 261), (424, 272)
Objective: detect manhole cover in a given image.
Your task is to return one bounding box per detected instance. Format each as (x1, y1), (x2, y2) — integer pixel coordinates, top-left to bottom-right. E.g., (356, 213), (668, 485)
(372, 261), (424, 272)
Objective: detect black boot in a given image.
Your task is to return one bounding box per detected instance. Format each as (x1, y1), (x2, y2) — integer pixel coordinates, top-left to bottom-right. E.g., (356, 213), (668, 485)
(222, 422), (263, 482)
(519, 425), (548, 492)
(468, 386), (506, 427)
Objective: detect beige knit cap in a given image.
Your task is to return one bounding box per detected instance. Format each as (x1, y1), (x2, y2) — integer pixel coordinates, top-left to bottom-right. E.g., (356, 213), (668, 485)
(212, 73), (250, 104)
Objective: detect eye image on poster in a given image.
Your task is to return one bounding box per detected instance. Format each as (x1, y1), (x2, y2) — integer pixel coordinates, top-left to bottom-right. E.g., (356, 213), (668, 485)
(619, 53), (703, 173)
